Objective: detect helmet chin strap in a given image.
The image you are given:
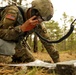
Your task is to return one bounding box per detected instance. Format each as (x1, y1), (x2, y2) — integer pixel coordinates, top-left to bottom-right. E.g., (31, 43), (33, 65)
(34, 19), (76, 43)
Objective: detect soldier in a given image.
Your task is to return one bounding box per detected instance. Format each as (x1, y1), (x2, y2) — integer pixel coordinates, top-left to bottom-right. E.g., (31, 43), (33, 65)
(0, 0), (60, 63)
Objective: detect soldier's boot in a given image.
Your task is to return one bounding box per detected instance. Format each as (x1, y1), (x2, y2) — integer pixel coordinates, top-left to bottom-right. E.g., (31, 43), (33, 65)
(12, 47), (35, 63)
(0, 55), (12, 63)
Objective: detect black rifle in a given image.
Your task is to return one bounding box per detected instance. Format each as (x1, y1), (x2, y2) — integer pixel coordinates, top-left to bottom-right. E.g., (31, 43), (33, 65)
(34, 19), (76, 43)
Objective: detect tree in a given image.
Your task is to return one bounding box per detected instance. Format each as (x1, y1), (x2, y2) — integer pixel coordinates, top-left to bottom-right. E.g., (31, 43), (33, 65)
(67, 16), (76, 50)
(60, 12), (69, 50)
(12, 0), (22, 5)
(43, 20), (62, 51)
(33, 33), (38, 52)
(44, 20), (61, 41)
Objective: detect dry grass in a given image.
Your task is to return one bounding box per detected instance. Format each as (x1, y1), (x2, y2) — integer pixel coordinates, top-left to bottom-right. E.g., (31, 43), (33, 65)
(33, 51), (76, 62)
(0, 50), (76, 75)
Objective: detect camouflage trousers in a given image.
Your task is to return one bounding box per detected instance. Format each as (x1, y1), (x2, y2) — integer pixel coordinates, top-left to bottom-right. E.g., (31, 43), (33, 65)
(0, 44), (35, 63)
(12, 42), (35, 63)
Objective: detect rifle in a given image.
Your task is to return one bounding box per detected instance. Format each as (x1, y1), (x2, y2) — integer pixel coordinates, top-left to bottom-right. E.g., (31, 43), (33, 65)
(34, 19), (76, 43)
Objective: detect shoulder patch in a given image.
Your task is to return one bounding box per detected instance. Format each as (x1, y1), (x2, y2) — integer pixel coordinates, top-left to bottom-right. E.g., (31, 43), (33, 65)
(6, 14), (16, 20)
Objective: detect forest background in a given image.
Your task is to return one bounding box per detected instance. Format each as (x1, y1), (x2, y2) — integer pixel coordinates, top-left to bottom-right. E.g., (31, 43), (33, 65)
(0, 0), (76, 52)
(0, 0), (76, 75)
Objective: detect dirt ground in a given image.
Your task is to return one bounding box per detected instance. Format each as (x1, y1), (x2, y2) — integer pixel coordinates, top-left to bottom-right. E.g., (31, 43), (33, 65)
(0, 50), (76, 75)
(34, 51), (76, 62)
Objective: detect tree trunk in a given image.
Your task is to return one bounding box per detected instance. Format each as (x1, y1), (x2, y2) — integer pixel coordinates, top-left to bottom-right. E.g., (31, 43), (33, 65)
(33, 33), (38, 52)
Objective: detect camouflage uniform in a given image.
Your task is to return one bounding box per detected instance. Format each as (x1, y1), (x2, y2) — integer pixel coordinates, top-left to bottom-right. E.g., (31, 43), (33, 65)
(0, 5), (35, 63)
(0, 0), (60, 63)
(25, 0), (60, 63)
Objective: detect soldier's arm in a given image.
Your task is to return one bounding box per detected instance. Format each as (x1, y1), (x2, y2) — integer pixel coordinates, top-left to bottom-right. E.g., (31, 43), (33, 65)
(0, 16), (39, 41)
(0, 26), (23, 41)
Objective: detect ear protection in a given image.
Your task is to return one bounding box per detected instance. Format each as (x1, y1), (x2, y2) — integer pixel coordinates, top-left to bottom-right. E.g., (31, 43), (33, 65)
(26, 8), (41, 20)
(31, 9), (39, 17)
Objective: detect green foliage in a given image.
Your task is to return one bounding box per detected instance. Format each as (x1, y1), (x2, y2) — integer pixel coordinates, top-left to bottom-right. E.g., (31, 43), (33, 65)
(44, 20), (61, 41)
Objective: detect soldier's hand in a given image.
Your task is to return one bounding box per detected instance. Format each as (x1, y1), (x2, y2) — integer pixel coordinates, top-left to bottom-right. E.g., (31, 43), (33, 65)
(20, 16), (39, 32)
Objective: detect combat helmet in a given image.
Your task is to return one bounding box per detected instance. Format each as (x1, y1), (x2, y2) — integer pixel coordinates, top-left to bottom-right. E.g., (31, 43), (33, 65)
(31, 0), (54, 21)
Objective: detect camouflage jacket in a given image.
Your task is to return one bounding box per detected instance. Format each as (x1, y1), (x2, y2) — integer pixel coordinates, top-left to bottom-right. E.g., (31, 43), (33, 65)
(0, 5), (25, 42)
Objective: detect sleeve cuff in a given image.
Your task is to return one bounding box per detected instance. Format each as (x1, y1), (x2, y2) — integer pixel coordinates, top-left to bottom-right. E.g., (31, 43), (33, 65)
(15, 26), (23, 33)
